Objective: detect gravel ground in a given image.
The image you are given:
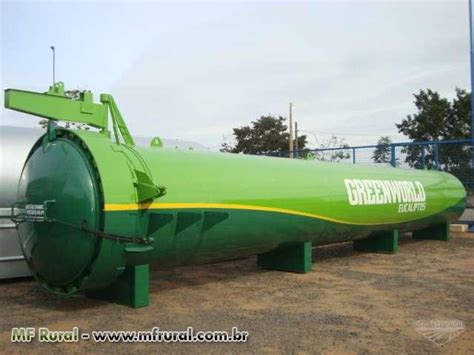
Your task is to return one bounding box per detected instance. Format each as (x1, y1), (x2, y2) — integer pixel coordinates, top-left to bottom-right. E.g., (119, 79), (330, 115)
(0, 232), (473, 354)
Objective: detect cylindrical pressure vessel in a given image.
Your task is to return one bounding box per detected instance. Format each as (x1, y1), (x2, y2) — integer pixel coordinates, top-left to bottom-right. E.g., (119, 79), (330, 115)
(0, 126), (43, 279)
(15, 128), (465, 303)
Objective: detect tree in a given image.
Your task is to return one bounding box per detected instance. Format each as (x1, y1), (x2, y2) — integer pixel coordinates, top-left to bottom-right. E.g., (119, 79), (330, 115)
(372, 136), (392, 164)
(221, 115), (307, 155)
(396, 88), (470, 177)
(314, 136), (351, 162)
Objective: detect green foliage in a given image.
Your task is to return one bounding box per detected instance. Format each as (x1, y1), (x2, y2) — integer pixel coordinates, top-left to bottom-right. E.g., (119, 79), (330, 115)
(222, 115), (307, 155)
(396, 88), (471, 180)
(372, 136), (392, 164)
(314, 136), (351, 162)
(299, 151), (316, 160)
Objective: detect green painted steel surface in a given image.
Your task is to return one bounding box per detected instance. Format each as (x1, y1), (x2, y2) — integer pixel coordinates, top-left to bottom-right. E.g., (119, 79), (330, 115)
(17, 134), (102, 294)
(353, 230), (399, 253)
(14, 128), (465, 296)
(5, 84), (466, 306)
(258, 241), (313, 273)
(5, 84), (107, 129)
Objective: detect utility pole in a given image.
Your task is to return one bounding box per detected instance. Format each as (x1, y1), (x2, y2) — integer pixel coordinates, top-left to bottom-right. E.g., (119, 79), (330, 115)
(470, 0), (474, 141)
(470, 0), (474, 187)
(294, 121), (299, 158)
(289, 102), (293, 158)
(50, 46), (55, 87)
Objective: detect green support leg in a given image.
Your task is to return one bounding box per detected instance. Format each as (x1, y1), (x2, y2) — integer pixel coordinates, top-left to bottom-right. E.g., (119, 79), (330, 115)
(87, 264), (149, 308)
(257, 241), (312, 273)
(353, 229), (399, 253)
(413, 223), (450, 241)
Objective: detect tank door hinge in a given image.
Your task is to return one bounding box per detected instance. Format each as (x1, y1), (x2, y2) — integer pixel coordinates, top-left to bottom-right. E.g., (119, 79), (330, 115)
(133, 169), (167, 203)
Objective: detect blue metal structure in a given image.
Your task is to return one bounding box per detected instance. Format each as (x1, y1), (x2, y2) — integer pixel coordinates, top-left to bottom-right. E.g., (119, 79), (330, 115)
(276, 139), (472, 172)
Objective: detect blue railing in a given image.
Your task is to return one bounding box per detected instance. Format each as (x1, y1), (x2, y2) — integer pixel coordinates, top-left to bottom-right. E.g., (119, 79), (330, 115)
(269, 138), (474, 188)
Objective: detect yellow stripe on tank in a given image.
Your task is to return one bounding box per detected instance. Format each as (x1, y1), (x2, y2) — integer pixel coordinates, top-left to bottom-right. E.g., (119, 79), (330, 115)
(104, 202), (395, 226)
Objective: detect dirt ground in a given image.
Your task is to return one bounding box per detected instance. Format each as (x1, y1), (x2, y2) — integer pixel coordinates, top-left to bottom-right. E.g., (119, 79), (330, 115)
(0, 232), (473, 354)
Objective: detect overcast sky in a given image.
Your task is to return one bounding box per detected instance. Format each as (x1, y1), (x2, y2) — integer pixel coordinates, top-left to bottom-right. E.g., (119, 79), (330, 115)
(0, 0), (471, 148)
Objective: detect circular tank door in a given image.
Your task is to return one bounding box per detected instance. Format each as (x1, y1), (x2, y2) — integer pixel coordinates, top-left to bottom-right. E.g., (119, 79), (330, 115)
(16, 136), (102, 294)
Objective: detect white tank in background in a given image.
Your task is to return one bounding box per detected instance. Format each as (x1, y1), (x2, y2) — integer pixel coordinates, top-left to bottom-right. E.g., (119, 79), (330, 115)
(0, 126), (44, 278)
